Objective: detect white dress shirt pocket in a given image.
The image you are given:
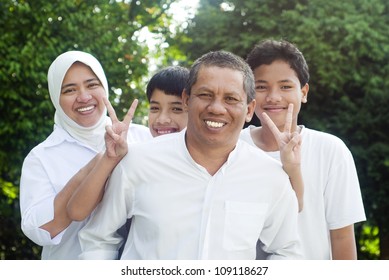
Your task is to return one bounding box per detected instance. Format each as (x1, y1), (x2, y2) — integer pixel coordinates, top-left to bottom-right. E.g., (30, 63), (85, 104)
(223, 201), (268, 251)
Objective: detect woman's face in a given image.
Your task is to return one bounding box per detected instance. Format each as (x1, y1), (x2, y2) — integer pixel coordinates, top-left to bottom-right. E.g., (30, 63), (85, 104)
(59, 62), (106, 127)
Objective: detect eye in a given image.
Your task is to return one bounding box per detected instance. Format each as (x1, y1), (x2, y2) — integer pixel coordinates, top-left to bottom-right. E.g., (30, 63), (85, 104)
(281, 85), (293, 90)
(149, 106), (159, 113)
(88, 82), (101, 89)
(61, 87), (76, 94)
(255, 85), (266, 91)
(225, 96), (240, 104)
(172, 107), (184, 113)
(197, 92), (212, 99)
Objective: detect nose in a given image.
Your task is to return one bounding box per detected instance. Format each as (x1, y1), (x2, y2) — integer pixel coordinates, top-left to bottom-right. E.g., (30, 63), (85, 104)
(266, 87), (281, 102)
(207, 98), (227, 114)
(77, 88), (92, 102)
(156, 109), (171, 124)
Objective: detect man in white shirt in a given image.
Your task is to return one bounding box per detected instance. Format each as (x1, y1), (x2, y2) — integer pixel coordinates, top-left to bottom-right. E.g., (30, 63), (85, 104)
(78, 50), (302, 260)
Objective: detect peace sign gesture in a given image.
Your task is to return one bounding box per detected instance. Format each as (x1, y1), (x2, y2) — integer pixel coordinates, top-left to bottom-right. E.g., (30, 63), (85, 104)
(261, 103), (304, 211)
(103, 97), (138, 159)
(261, 103), (301, 170)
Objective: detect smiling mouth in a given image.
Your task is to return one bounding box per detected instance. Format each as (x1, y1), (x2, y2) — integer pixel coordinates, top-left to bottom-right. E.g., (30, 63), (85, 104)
(77, 105), (95, 113)
(264, 106), (286, 112)
(155, 128), (178, 135)
(205, 120), (225, 128)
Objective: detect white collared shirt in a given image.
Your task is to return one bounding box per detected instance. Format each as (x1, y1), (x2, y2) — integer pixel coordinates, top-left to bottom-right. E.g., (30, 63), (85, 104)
(20, 123), (151, 259)
(79, 129), (302, 260)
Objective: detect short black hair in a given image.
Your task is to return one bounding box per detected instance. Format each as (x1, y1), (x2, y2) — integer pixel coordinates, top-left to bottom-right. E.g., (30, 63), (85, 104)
(185, 50), (255, 102)
(246, 39), (309, 87)
(146, 66), (189, 101)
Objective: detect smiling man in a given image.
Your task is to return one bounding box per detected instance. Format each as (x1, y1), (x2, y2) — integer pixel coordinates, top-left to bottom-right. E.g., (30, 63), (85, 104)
(78, 50), (302, 260)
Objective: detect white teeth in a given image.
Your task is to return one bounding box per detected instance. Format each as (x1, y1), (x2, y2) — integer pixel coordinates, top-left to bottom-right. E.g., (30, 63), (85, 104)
(78, 106), (94, 112)
(158, 130), (172, 134)
(205, 121), (224, 128)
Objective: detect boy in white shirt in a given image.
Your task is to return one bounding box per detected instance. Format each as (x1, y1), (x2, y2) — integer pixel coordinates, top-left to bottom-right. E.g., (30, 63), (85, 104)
(241, 39), (366, 259)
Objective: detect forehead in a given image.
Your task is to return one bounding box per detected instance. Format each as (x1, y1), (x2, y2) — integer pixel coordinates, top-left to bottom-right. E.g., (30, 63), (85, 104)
(64, 62), (96, 79)
(150, 89), (183, 103)
(195, 66), (244, 91)
(253, 60), (298, 81)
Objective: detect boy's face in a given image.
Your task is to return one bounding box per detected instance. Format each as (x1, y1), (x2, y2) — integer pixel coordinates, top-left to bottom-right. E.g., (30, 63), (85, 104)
(253, 59), (309, 131)
(148, 89), (188, 137)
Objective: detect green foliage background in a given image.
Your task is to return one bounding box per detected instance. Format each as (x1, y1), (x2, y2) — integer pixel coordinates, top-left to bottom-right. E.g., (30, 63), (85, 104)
(1, 0), (388, 259)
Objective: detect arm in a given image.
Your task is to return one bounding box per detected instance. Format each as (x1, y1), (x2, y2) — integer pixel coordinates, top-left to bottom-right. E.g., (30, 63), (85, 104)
(66, 152), (120, 221)
(67, 98), (138, 221)
(261, 104), (304, 211)
(260, 180), (302, 259)
(283, 161), (304, 212)
(78, 158), (132, 259)
(330, 225), (357, 259)
(39, 153), (102, 238)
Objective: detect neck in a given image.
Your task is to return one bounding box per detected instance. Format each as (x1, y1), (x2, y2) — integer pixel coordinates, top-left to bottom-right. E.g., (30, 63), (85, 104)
(185, 133), (234, 176)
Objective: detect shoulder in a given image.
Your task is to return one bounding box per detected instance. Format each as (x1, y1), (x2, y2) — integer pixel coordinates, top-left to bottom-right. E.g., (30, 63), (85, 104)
(302, 127), (349, 150)
(127, 123), (152, 143)
(236, 139), (282, 167)
(125, 130), (183, 160)
(301, 127), (354, 162)
(25, 126), (71, 154)
(239, 125), (255, 144)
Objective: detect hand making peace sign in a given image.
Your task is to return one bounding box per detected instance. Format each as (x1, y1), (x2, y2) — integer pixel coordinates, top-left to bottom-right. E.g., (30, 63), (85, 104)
(261, 103), (304, 211)
(103, 97), (139, 159)
(261, 103), (302, 173)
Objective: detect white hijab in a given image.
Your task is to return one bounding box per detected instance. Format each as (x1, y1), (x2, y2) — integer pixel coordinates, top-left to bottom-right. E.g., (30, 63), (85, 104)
(47, 51), (110, 151)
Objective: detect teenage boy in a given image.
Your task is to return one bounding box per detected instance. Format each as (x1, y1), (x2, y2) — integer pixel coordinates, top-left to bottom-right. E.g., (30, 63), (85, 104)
(242, 39), (366, 259)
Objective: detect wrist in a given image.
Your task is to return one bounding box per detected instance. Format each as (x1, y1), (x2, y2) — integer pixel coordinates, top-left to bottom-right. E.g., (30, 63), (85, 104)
(283, 164), (301, 176)
(103, 150), (124, 164)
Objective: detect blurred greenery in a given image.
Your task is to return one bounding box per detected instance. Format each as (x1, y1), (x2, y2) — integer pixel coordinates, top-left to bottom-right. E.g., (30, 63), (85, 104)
(1, 0), (388, 259)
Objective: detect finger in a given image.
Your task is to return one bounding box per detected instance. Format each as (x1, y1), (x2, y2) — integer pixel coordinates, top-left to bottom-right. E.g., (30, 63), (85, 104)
(105, 125), (120, 141)
(261, 112), (281, 143)
(122, 99), (139, 126)
(103, 97), (119, 123)
(284, 133), (301, 153)
(284, 103), (293, 134)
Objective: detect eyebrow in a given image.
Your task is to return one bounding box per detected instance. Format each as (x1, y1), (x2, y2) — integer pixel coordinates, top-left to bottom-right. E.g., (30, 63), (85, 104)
(278, 79), (294, 83)
(61, 78), (100, 90)
(170, 101), (183, 105)
(150, 100), (183, 105)
(255, 79), (294, 83)
(61, 83), (77, 90)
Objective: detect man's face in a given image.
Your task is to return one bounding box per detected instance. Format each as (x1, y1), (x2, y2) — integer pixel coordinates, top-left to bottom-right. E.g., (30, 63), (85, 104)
(253, 60), (309, 131)
(183, 66), (255, 150)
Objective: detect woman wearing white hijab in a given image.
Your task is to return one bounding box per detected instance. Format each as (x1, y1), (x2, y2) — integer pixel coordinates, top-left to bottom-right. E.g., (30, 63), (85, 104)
(20, 51), (151, 259)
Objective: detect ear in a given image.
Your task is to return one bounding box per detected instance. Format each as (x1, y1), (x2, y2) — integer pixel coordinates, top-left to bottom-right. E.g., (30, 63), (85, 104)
(301, 83), (309, 103)
(245, 99), (256, 122)
(182, 89), (190, 107)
